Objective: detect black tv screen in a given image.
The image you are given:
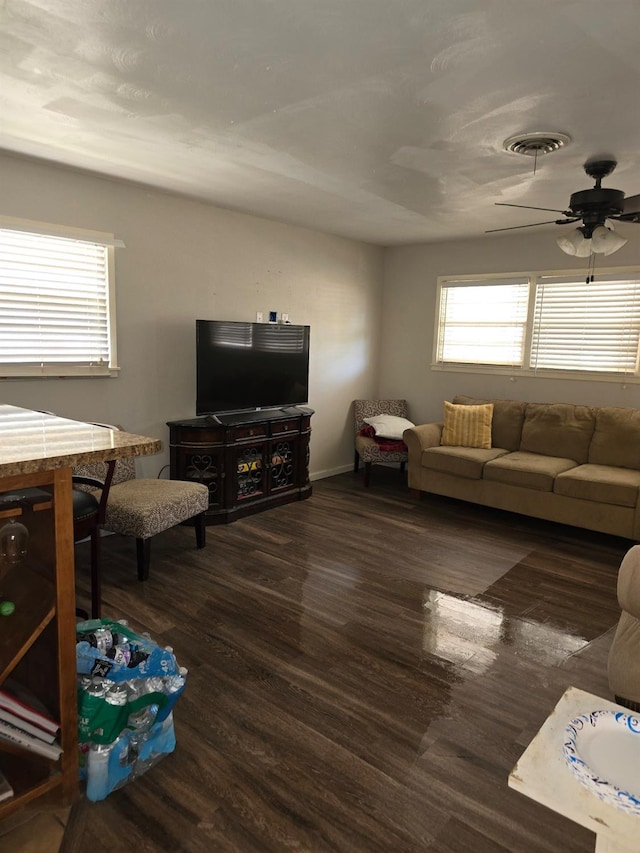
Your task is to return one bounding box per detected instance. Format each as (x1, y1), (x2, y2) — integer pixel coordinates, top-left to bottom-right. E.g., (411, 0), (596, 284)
(196, 319), (310, 415)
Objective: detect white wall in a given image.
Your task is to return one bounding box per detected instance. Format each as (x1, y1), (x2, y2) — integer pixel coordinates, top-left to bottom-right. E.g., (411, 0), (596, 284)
(381, 229), (640, 425)
(0, 154), (383, 478)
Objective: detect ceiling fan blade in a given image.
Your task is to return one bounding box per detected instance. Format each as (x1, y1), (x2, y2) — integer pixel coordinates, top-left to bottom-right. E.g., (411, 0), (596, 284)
(485, 219), (571, 233)
(612, 194), (640, 222)
(623, 194), (640, 213)
(495, 202), (572, 214)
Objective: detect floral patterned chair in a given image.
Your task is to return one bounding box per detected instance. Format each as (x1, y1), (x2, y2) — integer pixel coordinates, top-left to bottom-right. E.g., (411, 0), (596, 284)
(73, 425), (209, 589)
(353, 399), (411, 487)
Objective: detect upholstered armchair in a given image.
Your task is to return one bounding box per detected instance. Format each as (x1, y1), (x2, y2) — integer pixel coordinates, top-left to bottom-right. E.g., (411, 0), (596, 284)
(353, 399), (411, 487)
(73, 425), (209, 585)
(608, 545), (640, 712)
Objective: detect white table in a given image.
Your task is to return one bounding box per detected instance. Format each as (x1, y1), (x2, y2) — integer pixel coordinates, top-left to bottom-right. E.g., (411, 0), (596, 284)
(509, 687), (640, 853)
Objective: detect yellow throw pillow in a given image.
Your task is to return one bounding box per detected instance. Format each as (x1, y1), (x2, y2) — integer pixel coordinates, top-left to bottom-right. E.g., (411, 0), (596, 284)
(441, 401), (493, 449)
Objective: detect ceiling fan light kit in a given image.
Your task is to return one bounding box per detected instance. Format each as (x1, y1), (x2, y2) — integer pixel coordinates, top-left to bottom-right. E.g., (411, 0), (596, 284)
(491, 158), (639, 257)
(557, 224), (628, 257)
(557, 229), (592, 257)
(591, 225), (628, 256)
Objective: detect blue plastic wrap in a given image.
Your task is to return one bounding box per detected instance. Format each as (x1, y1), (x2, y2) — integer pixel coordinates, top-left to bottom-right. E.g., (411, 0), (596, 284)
(76, 619), (185, 801)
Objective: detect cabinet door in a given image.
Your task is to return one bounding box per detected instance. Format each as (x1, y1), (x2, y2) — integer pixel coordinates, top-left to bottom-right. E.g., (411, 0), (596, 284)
(233, 442), (268, 502)
(173, 446), (225, 512)
(269, 437), (299, 493)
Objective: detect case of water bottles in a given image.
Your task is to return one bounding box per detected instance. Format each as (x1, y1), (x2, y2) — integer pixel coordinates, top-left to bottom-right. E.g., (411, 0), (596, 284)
(76, 618), (187, 802)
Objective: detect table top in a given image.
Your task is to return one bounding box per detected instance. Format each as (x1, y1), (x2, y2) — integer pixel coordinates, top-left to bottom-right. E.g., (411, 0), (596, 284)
(509, 686), (640, 847)
(0, 405), (162, 477)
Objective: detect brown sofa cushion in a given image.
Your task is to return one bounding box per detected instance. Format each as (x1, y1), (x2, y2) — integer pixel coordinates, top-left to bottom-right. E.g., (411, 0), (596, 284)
(554, 464), (640, 508)
(519, 403), (595, 463)
(422, 446), (509, 480)
(484, 451), (577, 492)
(589, 407), (640, 470)
(453, 395), (526, 451)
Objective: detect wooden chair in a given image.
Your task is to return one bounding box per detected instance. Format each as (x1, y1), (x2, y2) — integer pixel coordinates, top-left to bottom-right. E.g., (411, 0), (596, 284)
(73, 460), (116, 619)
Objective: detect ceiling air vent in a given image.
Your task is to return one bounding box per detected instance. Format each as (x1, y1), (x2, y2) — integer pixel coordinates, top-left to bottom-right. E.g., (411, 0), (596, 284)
(503, 132), (572, 157)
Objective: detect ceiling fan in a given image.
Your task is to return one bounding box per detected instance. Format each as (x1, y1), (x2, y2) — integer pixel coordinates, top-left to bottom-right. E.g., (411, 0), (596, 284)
(487, 160), (640, 256)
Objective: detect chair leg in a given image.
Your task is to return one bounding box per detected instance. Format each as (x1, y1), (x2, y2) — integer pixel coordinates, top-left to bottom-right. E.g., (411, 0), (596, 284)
(195, 512), (206, 549)
(90, 527), (101, 620)
(364, 461), (372, 487)
(354, 450), (360, 473)
(136, 538), (151, 581)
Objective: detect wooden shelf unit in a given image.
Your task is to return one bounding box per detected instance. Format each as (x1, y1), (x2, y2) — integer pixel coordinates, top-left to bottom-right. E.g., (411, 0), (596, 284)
(0, 468), (78, 819)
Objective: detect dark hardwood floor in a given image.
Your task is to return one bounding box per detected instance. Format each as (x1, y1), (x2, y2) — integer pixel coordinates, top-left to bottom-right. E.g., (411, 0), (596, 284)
(62, 468), (630, 853)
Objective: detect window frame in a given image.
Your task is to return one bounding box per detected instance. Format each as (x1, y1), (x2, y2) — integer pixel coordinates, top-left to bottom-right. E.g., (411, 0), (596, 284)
(0, 216), (121, 379)
(433, 266), (640, 383)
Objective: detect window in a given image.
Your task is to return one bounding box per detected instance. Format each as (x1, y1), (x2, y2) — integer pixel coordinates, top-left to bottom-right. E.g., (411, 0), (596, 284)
(436, 278), (530, 366)
(531, 275), (640, 374)
(435, 270), (640, 380)
(0, 220), (121, 377)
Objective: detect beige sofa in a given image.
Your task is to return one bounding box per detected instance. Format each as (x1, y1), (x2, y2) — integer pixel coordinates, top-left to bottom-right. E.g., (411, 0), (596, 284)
(403, 395), (640, 540)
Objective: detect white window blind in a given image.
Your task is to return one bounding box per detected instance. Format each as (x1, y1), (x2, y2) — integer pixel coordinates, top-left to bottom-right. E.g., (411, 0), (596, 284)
(531, 275), (640, 374)
(436, 279), (530, 366)
(0, 226), (118, 377)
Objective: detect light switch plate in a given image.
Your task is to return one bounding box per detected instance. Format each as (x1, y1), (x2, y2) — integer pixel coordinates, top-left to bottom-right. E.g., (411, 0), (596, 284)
(256, 311), (263, 322)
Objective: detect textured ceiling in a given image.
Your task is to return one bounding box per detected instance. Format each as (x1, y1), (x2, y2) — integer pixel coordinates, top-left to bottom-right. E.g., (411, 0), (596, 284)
(1, 0), (640, 246)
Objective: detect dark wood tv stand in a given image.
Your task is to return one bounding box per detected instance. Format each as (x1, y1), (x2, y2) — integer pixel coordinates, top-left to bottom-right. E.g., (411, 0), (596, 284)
(167, 407), (313, 524)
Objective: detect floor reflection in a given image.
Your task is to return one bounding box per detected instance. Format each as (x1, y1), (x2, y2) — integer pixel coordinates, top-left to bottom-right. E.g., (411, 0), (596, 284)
(422, 588), (587, 674)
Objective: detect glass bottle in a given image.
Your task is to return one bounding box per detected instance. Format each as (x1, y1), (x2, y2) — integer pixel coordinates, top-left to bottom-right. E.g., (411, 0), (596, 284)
(0, 517), (29, 564)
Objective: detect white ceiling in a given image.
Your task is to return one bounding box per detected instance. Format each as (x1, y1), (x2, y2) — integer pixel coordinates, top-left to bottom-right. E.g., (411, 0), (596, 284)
(1, 0), (640, 246)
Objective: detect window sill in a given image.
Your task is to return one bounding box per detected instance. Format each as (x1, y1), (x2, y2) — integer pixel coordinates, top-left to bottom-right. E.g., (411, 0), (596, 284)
(430, 363), (640, 385)
(0, 367), (120, 380)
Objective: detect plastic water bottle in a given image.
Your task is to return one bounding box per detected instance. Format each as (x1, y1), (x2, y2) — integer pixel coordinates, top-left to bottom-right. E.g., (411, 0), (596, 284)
(128, 706), (157, 732)
(86, 743), (112, 802)
(78, 678), (108, 743)
(105, 683), (127, 706)
(163, 667), (187, 696)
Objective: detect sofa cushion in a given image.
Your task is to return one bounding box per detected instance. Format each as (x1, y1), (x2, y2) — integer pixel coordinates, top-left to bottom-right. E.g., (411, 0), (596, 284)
(484, 451), (578, 492)
(554, 464), (640, 508)
(422, 445), (509, 480)
(453, 395), (526, 451)
(589, 407), (640, 470)
(441, 401), (493, 449)
(520, 403), (595, 463)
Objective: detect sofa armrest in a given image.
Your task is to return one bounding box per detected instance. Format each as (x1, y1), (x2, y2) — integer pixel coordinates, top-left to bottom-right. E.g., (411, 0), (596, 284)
(403, 422), (443, 459)
(632, 502), (640, 541)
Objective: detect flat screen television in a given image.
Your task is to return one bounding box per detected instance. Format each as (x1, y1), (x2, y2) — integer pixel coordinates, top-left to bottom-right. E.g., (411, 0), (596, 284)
(196, 319), (310, 415)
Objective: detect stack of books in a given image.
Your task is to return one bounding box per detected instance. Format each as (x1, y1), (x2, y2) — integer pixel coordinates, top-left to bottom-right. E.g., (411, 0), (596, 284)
(0, 681), (61, 761)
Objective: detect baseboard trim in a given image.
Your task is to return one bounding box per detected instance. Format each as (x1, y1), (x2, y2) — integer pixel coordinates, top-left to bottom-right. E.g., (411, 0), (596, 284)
(310, 464), (352, 481)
